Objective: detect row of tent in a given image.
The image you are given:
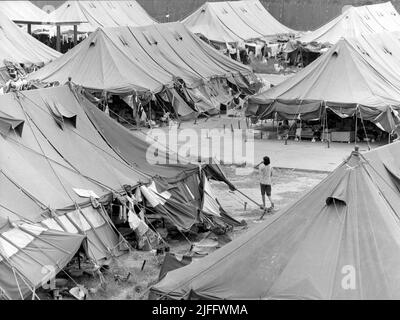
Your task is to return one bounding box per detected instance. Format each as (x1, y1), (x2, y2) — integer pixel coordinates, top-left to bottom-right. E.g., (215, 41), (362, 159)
(152, 141), (400, 300)
(0, 83), (242, 299)
(4, 1), (400, 45)
(27, 23), (257, 119)
(243, 2), (400, 135)
(149, 1), (400, 300)
(44, 1), (400, 45)
(4, 1), (400, 101)
(184, 1), (400, 45)
(3, 0), (400, 301)
(0, 0), (293, 41)
(182, 1), (400, 48)
(0, 5), (256, 117)
(247, 31), (400, 133)
(27, 22), (255, 110)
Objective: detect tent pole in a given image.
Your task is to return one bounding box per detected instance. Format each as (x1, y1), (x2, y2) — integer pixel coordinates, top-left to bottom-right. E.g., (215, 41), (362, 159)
(235, 189), (262, 207)
(27, 23), (32, 35)
(73, 24), (78, 46)
(322, 103), (325, 146)
(56, 25), (61, 52)
(326, 106), (330, 148)
(355, 106), (358, 147)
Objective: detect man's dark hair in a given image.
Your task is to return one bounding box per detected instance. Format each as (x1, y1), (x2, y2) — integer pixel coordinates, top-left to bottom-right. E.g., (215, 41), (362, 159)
(263, 156), (270, 166)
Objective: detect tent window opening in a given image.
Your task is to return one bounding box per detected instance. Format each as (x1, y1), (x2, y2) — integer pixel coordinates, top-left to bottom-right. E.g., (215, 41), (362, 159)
(0, 111), (24, 137)
(326, 197), (346, 207)
(44, 100), (77, 129)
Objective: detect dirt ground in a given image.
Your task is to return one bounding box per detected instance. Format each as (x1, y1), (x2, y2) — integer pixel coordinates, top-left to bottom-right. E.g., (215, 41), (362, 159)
(44, 167), (326, 300)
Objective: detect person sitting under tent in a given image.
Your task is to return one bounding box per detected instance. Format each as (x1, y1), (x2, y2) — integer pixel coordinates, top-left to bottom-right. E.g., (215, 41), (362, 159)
(160, 112), (171, 127)
(312, 125), (322, 142)
(226, 43), (238, 61)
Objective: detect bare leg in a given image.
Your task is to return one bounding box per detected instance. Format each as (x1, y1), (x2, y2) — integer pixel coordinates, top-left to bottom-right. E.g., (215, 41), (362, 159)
(261, 194), (266, 209)
(268, 196), (274, 208)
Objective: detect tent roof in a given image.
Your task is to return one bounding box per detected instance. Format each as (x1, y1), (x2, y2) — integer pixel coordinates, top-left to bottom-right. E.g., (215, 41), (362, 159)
(29, 22), (252, 94)
(0, 85), (148, 223)
(0, 220), (84, 300)
(0, 1), (48, 24)
(248, 32), (400, 131)
(182, 0), (294, 43)
(300, 2), (400, 45)
(46, 0), (156, 32)
(152, 142), (400, 300)
(0, 85), (147, 266)
(0, 9), (60, 73)
(79, 92), (200, 180)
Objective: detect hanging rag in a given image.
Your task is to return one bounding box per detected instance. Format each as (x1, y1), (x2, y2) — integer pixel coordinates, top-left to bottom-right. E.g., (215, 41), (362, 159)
(128, 210), (148, 236)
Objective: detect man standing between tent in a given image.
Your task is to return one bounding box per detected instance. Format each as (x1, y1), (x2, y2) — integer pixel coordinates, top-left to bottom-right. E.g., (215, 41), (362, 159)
(258, 156), (274, 211)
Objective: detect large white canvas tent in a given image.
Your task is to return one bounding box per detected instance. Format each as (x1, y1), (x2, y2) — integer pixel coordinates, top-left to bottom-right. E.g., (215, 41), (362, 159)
(182, 0), (294, 43)
(152, 142), (400, 300)
(0, 9), (61, 85)
(0, 1), (48, 24)
(46, 0), (157, 34)
(29, 22), (255, 115)
(300, 2), (400, 45)
(247, 31), (400, 132)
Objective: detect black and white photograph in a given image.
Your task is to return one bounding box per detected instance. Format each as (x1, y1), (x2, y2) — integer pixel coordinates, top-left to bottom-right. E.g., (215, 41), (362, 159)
(0, 0), (400, 308)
